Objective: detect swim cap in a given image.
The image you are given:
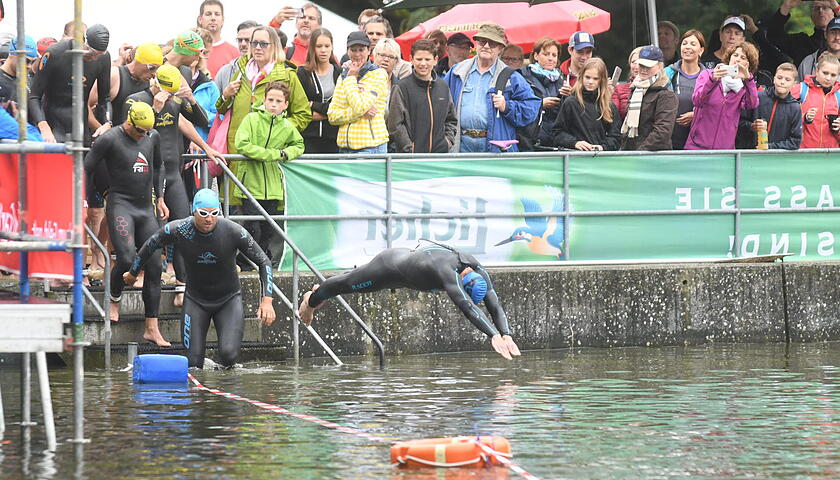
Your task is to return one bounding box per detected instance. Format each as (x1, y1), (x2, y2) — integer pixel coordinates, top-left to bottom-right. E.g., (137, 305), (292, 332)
(127, 101), (155, 130)
(192, 189), (221, 213)
(155, 64), (182, 93)
(36, 37), (57, 56)
(462, 272), (487, 304)
(134, 42), (163, 66)
(85, 24), (110, 51)
(11, 35), (37, 60)
(172, 30), (204, 56)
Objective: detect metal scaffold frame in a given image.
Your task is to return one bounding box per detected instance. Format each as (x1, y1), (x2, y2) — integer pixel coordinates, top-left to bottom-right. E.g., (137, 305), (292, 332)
(0, 0), (89, 453)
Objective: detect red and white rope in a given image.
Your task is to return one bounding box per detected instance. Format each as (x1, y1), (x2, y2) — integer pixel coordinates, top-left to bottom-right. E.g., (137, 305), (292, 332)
(188, 374), (540, 480)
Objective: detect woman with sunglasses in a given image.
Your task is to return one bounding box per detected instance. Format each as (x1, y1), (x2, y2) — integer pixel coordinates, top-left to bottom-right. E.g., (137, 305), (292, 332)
(84, 101), (171, 348)
(125, 189), (276, 369)
(216, 25), (311, 157)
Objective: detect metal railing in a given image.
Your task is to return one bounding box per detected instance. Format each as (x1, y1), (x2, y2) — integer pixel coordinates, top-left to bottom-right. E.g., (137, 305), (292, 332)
(196, 157), (385, 367)
(188, 148), (840, 265)
(83, 224), (112, 369)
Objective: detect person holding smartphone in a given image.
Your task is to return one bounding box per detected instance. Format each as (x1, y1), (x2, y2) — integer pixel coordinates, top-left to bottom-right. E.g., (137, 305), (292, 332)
(519, 37), (564, 149)
(685, 42), (760, 150)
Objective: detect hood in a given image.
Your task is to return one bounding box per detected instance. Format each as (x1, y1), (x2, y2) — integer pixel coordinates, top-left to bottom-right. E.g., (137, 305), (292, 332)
(341, 60), (378, 79)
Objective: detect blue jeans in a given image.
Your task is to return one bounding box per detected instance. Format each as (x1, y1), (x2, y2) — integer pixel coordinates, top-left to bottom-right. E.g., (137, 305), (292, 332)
(339, 143), (387, 155)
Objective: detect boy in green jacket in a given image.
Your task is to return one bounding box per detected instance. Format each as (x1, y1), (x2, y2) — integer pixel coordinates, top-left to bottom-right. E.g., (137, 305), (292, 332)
(234, 81), (305, 265)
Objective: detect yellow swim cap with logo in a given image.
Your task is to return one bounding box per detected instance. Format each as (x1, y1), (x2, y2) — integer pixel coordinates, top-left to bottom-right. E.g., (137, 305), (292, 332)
(135, 43), (163, 66)
(155, 64), (182, 94)
(128, 101), (155, 130)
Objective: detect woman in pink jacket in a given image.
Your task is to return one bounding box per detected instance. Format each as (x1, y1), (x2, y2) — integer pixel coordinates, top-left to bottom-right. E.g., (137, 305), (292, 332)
(684, 42), (759, 150)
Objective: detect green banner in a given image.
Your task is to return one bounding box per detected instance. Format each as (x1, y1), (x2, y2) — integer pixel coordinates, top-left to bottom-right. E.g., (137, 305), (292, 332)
(280, 152), (840, 270)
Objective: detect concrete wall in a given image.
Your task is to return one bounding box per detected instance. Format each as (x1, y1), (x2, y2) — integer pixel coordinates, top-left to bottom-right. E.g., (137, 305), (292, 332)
(260, 261), (840, 358)
(6, 261), (840, 358)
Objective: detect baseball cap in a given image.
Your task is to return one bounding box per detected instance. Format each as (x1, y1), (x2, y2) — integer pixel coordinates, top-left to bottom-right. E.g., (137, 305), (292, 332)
(828, 17), (840, 31)
(135, 42), (163, 66)
(473, 23), (506, 46)
(637, 45), (665, 67)
(36, 37), (57, 56)
(155, 64), (182, 94)
(569, 31), (594, 51)
(721, 16), (746, 31)
(347, 30), (370, 48)
(446, 32), (474, 47)
(10, 36), (38, 60)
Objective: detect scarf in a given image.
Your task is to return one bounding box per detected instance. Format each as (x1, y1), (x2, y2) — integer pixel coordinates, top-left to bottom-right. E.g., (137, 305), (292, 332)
(721, 74), (744, 94)
(528, 62), (561, 82)
(621, 73), (659, 138)
(246, 58), (275, 89)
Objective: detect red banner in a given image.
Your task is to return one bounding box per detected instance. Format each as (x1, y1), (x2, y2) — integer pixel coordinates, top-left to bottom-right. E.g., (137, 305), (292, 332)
(0, 152), (76, 279)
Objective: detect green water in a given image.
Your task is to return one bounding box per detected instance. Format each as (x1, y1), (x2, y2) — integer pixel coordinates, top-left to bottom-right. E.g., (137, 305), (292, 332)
(2, 343), (840, 479)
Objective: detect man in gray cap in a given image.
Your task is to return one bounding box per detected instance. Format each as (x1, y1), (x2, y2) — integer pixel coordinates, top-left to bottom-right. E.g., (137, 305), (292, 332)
(29, 23), (112, 143)
(443, 22), (539, 152)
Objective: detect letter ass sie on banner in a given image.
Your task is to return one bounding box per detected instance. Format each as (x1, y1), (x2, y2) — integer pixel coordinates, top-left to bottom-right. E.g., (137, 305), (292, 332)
(0, 153), (75, 279)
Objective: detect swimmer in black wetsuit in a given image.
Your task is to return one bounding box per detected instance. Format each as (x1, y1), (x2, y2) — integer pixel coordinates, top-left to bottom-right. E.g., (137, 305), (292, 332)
(127, 64), (221, 301)
(85, 43), (165, 272)
(124, 189), (276, 368)
(29, 23), (112, 144)
(298, 243), (522, 360)
(83, 101), (171, 347)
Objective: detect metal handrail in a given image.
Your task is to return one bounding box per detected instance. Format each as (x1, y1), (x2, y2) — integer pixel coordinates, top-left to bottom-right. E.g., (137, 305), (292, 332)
(209, 159), (385, 367)
(83, 224), (111, 370)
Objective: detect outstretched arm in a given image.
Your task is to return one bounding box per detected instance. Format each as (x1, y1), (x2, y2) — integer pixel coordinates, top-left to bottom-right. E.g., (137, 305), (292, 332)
(441, 270), (500, 337)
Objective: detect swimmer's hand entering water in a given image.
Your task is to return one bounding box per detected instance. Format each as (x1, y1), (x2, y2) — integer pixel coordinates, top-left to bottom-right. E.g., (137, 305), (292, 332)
(491, 334), (521, 360)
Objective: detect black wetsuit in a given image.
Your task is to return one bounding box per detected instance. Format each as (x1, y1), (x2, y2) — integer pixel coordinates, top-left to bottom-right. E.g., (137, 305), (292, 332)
(83, 126), (163, 317)
(126, 91), (209, 283)
(28, 39), (111, 143)
(88, 65), (152, 209)
(130, 217), (273, 368)
(309, 245), (511, 337)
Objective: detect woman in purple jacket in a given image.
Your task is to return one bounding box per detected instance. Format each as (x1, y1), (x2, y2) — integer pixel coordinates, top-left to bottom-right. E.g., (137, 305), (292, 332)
(685, 42), (760, 150)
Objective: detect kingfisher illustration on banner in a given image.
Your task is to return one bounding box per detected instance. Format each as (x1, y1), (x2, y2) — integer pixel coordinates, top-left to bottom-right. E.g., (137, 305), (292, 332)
(495, 185), (565, 258)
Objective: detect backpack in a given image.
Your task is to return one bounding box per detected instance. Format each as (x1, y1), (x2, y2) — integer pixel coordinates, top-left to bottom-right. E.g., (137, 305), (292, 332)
(495, 67), (543, 151)
(797, 81), (840, 105)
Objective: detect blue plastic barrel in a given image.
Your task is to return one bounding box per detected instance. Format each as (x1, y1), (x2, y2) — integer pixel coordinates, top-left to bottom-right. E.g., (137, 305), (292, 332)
(133, 354), (188, 383)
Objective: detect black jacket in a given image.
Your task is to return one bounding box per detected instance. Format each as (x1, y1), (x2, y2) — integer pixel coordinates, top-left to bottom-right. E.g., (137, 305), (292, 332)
(552, 90), (621, 151)
(387, 71), (457, 153)
(735, 86), (802, 150)
(765, 8), (825, 67)
(518, 66), (563, 149)
(296, 64), (340, 141)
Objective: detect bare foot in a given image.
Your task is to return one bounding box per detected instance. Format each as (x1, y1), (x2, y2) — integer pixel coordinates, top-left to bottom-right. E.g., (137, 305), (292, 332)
(144, 318), (171, 347)
(173, 292), (184, 307)
(297, 284), (321, 326)
(133, 271), (145, 289)
(109, 301), (120, 322)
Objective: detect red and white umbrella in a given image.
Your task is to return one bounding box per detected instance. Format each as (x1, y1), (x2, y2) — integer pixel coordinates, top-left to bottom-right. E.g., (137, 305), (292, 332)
(395, 0), (611, 57)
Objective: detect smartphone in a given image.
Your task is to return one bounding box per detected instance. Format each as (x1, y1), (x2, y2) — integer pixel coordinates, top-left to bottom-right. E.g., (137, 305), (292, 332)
(726, 64), (738, 76)
(297, 7), (306, 18)
(611, 66), (622, 84)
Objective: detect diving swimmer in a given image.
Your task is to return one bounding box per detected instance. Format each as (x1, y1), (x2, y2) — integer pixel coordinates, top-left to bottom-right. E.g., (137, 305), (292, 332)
(298, 243), (521, 360)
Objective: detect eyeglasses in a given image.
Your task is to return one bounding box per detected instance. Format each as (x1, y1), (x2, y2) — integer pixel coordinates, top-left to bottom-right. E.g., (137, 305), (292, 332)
(250, 41), (270, 50)
(813, 5), (833, 11)
(146, 64), (159, 71)
(474, 38), (502, 48)
(196, 208), (221, 217)
(131, 123), (151, 136)
(377, 53), (398, 61)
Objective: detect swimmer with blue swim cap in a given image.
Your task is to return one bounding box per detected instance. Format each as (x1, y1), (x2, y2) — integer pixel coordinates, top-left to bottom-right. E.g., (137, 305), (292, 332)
(298, 242), (521, 360)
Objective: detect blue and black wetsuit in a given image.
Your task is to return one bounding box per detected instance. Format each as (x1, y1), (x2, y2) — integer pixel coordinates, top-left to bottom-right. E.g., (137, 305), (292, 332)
(130, 217), (273, 368)
(83, 126), (163, 317)
(126, 90), (209, 283)
(308, 245), (511, 337)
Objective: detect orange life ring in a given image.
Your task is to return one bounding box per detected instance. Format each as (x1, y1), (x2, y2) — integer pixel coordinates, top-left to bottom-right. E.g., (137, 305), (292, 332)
(391, 435), (511, 468)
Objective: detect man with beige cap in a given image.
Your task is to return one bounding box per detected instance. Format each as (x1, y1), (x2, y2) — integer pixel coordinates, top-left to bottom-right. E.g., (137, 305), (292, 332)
(443, 22), (539, 152)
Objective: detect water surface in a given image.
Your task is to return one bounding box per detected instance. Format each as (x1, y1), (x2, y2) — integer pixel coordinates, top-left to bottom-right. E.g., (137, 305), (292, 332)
(2, 343), (840, 479)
